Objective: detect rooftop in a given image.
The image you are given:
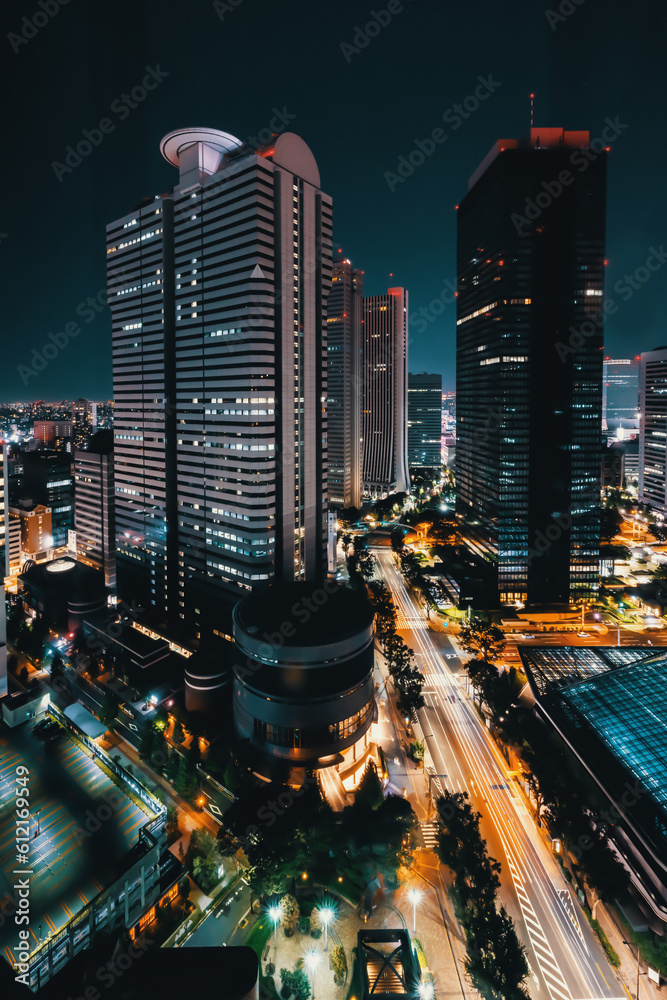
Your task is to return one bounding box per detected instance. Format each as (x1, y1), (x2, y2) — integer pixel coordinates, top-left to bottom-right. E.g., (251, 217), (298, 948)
(521, 646), (667, 814)
(234, 581), (374, 646)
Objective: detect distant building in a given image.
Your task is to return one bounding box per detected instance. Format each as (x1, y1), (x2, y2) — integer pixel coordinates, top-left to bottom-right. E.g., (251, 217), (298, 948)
(0, 445), (7, 698)
(603, 357), (639, 430)
(71, 397), (98, 449)
(33, 419), (73, 452)
(362, 288), (409, 497)
(639, 348), (667, 512)
(75, 429), (115, 590)
(456, 127), (605, 605)
(327, 257), (363, 508)
(22, 450), (73, 548)
(408, 373), (442, 467)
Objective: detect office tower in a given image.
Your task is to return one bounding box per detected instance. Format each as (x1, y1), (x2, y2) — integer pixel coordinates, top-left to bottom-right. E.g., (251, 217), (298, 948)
(408, 373), (443, 467)
(108, 127), (332, 636)
(456, 127), (606, 605)
(72, 397), (98, 449)
(327, 257), (363, 508)
(21, 449), (73, 549)
(74, 429), (116, 590)
(639, 348), (667, 512)
(602, 356), (640, 430)
(361, 288), (410, 498)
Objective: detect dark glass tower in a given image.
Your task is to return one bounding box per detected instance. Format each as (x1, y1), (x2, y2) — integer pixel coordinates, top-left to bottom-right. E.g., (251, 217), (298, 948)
(456, 128), (606, 606)
(408, 373), (442, 467)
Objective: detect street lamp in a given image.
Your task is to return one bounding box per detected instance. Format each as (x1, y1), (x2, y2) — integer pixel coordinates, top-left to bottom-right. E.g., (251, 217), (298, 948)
(319, 904), (335, 952)
(305, 952), (319, 999)
(268, 905), (281, 948)
(407, 887), (423, 933)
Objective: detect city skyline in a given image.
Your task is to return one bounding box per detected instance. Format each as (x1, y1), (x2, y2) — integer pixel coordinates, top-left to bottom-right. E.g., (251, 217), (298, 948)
(4, 0), (666, 400)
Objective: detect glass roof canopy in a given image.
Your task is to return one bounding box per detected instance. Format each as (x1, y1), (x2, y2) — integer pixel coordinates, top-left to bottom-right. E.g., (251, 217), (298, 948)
(520, 646), (667, 813)
(563, 660), (667, 810)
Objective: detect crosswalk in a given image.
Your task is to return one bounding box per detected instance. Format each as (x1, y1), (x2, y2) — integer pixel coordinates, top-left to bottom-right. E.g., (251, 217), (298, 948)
(395, 611), (428, 630)
(505, 852), (572, 1000)
(420, 822), (439, 850)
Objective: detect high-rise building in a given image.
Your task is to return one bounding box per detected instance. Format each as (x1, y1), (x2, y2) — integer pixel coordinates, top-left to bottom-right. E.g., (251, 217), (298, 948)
(456, 128), (606, 605)
(602, 356), (640, 430)
(72, 397), (98, 449)
(327, 257), (363, 509)
(361, 288), (409, 498)
(108, 127), (332, 636)
(75, 429), (116, 590)
(639, 348), (667, 512)
(21, 450), (73, 549)
(408, 373), (442, 468)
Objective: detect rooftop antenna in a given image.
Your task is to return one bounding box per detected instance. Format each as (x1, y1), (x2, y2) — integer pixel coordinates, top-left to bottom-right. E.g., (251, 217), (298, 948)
(530, 92), (535, 127)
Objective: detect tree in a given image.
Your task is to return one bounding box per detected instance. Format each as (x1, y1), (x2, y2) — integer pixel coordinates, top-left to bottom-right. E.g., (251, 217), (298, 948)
(330, 944), (347, 986)
(175, 754), (197, 801)
(165, 806), (180, 845)
(599, 505), (624, 543)
(171, 717), (185, 745)
(50, 653), (64, 683)
(163, 747), (179, 783)
(99, 691), (119, 729)
(138, 726), (157, 763)
(395, 669), (425, 717)
(280, 894), (300, 936)
(354, 761), (384, 810)
(459, 621), (506, 663)
(465, 657), (499, 708)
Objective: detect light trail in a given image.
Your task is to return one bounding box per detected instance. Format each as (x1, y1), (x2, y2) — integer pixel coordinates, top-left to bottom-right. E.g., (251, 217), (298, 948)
(373, 548), (624, 1000)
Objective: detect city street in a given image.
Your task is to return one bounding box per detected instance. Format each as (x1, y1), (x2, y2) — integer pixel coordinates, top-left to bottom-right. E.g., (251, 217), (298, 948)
(373, 547), (627, 1000)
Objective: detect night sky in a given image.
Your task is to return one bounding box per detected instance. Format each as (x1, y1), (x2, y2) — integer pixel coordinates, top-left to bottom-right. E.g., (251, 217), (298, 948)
(3, 0), (666, 400)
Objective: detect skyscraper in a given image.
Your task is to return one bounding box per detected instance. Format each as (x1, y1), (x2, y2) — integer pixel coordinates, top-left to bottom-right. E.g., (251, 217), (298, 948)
(361, 288), (409, 498)
(72, 397), (98, 449)
(408, 373), (443, 468)
(456, 128), (606, 605)
(75, 429), (116, 590)
(21, 450), (73, 549)
(602, 356), (640, 430)
(108, 127), (332, 637)
(327, 257), (363, 509)
(639, 347), (667, 512)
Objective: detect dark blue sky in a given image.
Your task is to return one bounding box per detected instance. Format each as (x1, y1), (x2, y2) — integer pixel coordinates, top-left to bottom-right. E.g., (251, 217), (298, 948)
(3, 0), (666, 399)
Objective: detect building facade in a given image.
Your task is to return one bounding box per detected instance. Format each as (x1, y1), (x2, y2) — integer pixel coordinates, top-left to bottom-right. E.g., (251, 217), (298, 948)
(21, 450), (73, 549)
(327, 257), (363, 508)
(74, 429), (116, 590)
(71, 398), (98, 449)
(108, 127), (332, 637)
(603, 357), (639, 431)
(361, 288), (410, 498)
(408, 372), (442, 468)
(639, 347), (667, 512)
(456, 128), (605, 606)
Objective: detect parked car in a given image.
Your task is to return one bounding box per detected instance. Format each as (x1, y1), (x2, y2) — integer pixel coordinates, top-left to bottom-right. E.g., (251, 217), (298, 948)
(521, 633), (535, 640)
